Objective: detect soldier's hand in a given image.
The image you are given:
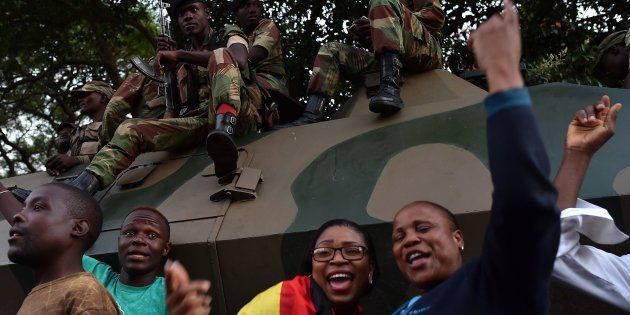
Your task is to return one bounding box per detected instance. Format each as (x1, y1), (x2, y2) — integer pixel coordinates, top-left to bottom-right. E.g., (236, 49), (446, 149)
(468, 0), (523, 94)
(565, 95), (622, 156)
(45, 154), (80, 174)
(157, 35), (177, 52)
(154, 51), (180, 76)
(165, 260), (212, 315)
(349, 18), (370, 37)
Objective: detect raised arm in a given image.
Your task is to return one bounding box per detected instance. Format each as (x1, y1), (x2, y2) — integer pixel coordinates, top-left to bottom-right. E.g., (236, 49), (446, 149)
(469, 1), (559, 312)
(553, 96), (621, 210)
(0, 183), (24, 225)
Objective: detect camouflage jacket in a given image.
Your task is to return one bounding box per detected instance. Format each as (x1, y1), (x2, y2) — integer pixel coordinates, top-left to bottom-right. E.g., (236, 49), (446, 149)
(177, 25), (248, 117)
(246, 19), (291, 98)
(404, 0), (445, 35)
(69, 121), (102, 163)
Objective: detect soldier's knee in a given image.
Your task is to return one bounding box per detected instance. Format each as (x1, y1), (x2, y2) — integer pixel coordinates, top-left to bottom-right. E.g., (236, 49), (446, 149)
(209, 48), (236, 66)
(115, 118), (142, 135)
(319, 42), (349, 57)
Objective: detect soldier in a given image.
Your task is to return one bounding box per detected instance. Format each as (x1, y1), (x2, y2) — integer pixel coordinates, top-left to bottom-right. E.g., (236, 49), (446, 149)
(55, 122), (76, 155)
(277, 0), (444, 128)
(593, 30), (629, 89)
(231, 0), (295, 128)
(56, 0), (259, 196)
(45, 81), (114, 176)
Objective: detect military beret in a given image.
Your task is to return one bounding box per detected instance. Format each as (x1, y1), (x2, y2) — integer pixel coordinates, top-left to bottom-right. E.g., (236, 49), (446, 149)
(230, 0), (248, 11)
(594, 30), (628, 70)
(71, 81), (114, 100)
(169, 0), (207, 16)
(56, 122), (77, 133)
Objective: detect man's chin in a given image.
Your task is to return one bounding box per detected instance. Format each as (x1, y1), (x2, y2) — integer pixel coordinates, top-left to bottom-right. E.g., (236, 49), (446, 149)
(7, 249), (30, 266)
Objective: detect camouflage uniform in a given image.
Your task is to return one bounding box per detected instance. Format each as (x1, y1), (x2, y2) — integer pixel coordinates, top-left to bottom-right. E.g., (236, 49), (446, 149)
(308, 0), (444, 98)
(86, 26), (262, 187)
(247, 18), (289, 96)
(100, 73), (165, 143)
(68, 121), (103, 164)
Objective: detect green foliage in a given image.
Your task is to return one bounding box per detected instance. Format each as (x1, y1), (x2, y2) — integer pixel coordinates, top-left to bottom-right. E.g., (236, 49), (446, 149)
(0, 0), (628, 178)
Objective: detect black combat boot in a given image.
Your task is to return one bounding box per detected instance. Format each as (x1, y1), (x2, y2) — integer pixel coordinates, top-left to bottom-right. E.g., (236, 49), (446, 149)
(271, 94), (327, 130)
(8, 187), (31, 203)
(369, 51), (404, 113)
(206, 112), (238, 183)
(69, 171), (102, 196)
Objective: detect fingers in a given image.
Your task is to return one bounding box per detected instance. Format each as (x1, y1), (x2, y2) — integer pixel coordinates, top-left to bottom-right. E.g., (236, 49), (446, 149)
(502, 0), (518, 24)
(154, 53), (163, 77)
(167, 280), (211, 315)
(605, 103), (622, 131)
(165, 260), (190, 293)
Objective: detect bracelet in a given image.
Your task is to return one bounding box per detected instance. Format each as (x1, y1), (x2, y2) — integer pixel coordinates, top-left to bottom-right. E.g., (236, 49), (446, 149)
(0, 190), (9, 196)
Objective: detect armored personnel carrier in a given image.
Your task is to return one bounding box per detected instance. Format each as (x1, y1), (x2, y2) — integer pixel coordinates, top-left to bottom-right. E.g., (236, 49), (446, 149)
(1, 70), (628, 314)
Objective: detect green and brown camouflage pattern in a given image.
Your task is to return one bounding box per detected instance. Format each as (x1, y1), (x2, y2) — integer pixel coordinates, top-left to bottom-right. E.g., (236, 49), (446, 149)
(1, 71), (629, 315)
(308, 0), (443, 97)
(100, 71), (167, 144)
(247, 18), (287, 90)
(69, 121), (102, 164)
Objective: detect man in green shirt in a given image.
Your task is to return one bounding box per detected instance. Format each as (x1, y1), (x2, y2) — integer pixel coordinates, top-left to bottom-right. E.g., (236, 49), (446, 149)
(83, 206), (172, 315)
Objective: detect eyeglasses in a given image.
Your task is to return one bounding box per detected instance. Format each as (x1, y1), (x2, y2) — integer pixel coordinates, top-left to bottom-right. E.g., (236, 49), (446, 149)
(312, 246), (368, 262)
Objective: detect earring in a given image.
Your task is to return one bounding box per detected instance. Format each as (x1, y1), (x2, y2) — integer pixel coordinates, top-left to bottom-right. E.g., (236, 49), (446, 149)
(368, 272), (373, 284)
(460, 246), (464, 252)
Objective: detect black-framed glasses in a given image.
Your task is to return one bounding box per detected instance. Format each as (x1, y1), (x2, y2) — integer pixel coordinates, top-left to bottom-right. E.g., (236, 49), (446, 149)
(312, 246), (367, 262)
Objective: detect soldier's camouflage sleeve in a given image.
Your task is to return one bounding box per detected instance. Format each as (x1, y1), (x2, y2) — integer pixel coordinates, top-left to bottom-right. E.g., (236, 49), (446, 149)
(252, 19), (280, 54)
(412, 0), (445, 33)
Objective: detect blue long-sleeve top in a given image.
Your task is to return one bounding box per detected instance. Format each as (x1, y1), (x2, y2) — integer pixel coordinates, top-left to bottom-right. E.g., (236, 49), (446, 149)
(394, 88), (560, 315)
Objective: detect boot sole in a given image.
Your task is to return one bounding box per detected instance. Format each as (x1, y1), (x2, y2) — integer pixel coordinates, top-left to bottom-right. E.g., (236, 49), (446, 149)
(206, 131), (238, 181)
(369, 100), (404, 114)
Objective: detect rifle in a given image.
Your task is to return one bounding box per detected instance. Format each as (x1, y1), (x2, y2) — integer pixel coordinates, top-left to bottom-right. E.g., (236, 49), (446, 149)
(130, 0), (176, 118)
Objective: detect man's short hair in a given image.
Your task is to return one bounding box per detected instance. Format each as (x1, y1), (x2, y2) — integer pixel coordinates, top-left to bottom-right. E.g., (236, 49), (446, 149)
(44, 183), (102, 251)
(123, 206), (171, 241)
(401, 201), (461, 231)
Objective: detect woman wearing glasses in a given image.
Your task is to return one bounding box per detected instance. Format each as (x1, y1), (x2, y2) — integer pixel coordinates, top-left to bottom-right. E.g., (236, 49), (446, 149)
(238, 219), (379, 314)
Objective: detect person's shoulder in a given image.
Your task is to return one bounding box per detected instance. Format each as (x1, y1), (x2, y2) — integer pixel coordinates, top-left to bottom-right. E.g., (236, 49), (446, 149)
(69, 273), (120, 313)
(222, 24), (247, 38)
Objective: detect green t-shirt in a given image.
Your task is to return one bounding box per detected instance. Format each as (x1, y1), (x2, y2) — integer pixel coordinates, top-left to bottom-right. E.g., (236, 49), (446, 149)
(82, 255), (167, 315)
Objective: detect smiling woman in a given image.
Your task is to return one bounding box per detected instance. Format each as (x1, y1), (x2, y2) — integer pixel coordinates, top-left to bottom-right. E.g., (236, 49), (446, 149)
(238, 219), (379, 315)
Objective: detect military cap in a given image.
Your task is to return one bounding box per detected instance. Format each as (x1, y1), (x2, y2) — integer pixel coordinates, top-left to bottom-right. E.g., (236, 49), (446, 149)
(71, 81), (114, 100)
(594, 30), (628, 69)
(56, 122), (77, 133)
(169, 0), (207, 16)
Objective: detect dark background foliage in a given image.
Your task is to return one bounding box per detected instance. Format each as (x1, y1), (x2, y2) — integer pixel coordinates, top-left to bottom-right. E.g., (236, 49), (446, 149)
(0, 0), (628, 177)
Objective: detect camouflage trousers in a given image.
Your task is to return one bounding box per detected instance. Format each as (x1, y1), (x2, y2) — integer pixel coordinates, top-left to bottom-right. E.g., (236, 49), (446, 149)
(100, 71), (166, 144)
(87, 48), (262, 187)
(308, 0), (442, 97)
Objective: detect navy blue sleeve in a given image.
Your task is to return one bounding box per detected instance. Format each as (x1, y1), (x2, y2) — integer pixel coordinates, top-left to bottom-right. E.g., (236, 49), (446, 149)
(480, 88), (560, 314)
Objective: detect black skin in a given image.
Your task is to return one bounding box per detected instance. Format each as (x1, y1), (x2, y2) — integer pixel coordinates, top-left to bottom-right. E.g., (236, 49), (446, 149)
(598, 44), (630, 89)
(348, 17), (372, 52)
(234, 0), (268, 65)
(56, 126), (74, 153)
(45, 91), (108, 175)
(5, 185), (89, 286)
(154, 2), (248, 78)
(118, 209), (172, 287)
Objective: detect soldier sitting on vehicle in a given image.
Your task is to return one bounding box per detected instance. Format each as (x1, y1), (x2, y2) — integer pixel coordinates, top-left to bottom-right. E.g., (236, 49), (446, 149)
(231, 0), (298, 129)
(45, 81), (114, 176)
(593, 30), (629, 89)
(9, 0), (263, 201)
(55, 122), (75, 155)
(275, 0), (445, 128)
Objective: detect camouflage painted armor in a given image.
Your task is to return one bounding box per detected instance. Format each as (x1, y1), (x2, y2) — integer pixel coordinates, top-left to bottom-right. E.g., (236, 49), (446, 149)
(308, 0), (444, 97)
(247, 19), (289, 96)
(100, 70), (166, 144)
(87, 26), (262, 187)
(69, 121), (102, 164)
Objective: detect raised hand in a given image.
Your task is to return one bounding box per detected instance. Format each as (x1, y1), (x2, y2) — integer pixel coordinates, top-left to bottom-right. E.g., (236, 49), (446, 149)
(165, 260), (212, 315)
(565, 95), (622, 156)
(157, 35), (177, 52)
(468, 0), (523, 93)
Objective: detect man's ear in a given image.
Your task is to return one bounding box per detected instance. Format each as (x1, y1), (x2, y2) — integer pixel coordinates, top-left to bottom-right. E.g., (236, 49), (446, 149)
(163, 242), (172, 257)
(452, 229), (464, 251)
(72, 219), (90, 238)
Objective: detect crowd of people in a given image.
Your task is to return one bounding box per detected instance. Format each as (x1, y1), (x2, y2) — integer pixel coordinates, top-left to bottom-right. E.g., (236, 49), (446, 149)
(0, 0), (628, 313)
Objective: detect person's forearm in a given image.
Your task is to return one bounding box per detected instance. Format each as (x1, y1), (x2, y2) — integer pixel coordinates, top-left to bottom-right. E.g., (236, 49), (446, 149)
(248, 46), (268, 66)
(553, 150), (591, 210)
(0, 183), (23, 224)
(486, 64), (524, 95)
(175, 51), (213, 67)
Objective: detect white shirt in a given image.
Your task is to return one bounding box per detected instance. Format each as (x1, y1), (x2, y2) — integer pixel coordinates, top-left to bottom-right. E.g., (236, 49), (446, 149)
(554, 199), (630, 311)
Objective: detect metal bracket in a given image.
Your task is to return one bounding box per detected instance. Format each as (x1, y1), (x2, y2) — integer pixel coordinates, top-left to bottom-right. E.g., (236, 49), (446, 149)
(209, 167), (264, 202)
